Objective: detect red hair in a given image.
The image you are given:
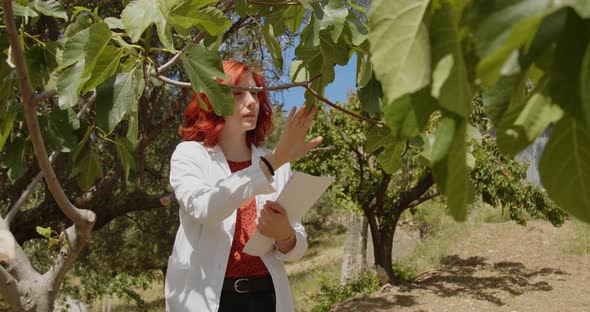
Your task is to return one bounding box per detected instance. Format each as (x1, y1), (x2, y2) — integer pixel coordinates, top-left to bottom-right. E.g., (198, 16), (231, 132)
(179, 60), (273, 147)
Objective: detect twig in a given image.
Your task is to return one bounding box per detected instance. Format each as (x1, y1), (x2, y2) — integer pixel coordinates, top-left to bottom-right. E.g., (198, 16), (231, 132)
(32, 89), (57, 105)
(154, 73), (323, 92)
(304, 85), (384, 126)
(248, 0), (301, 5)
(0, 265), (23, 311)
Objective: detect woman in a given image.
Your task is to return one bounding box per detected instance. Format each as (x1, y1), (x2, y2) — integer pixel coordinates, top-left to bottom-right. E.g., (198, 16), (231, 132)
(165, 60), (322, 312)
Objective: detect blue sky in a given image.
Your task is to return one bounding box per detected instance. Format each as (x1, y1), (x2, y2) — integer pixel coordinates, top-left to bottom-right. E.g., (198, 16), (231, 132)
(276, 47), (358, 112)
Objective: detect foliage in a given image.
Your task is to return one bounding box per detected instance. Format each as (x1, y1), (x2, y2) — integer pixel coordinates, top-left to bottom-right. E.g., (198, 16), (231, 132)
(304, 270), (379, 312)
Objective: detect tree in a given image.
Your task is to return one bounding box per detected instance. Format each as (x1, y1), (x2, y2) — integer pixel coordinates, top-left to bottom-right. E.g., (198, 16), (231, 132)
(295, 94), (563, 285)
(0, 0), (589, 310)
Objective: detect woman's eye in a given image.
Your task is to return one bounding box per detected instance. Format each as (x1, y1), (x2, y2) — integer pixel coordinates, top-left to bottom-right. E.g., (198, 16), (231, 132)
(232, 92), (242, 96)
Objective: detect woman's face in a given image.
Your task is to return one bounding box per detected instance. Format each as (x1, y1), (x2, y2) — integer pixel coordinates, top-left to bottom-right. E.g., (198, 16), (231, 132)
(224, 71), (260, 133)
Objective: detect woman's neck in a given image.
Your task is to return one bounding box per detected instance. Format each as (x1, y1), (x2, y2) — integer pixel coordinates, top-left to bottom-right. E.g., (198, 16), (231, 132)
(218, 130), (251, 162)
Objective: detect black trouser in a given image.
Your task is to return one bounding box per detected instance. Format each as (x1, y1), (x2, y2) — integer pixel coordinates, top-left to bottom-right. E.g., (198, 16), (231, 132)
(218, 276), (276, 312)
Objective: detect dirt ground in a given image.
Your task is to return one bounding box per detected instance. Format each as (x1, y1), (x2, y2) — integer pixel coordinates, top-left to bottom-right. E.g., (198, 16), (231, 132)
(331, 221), (590, 312)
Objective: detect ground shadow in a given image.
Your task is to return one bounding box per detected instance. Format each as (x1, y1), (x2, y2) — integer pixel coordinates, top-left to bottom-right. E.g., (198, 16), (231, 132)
(410, 255), (569, 306)
(332, 293), (419, 311)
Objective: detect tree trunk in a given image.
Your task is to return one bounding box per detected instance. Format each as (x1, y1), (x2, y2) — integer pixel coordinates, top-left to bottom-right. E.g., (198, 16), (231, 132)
(367, 210), (402, 285)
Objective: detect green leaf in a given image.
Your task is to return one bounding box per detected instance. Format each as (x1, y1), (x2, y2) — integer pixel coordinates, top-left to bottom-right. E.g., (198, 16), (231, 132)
(57, 62), (87, 109)
(344, 13), (368, 46)
(548, 10), (590, 123)
(262, 23), (284, 73)
(72, 148), (104, 191)
(356, 53), (371, 88)
(115, 137), (136, 182)
(36, 226), (53, 239)
(61, 22), (112, 75)
(369, 0), (431, 103)
(121, 0), (177, 49)
(540, 116), (590, 222)
(431, 116), (471, 221)
(31, 0), (67, 20)
(430, 2), (472, 117)
(180, 43), (233, 116)
(497, 89), (563, 155)
(358, 75), (382, 115)
(39, 108), (78, 152)
(581, 41), (590, 126)
(25, 44), (58, 90)
(473, 0), (567, 85)
(382, 88), (437, 140)
(64, 13), (93, 37)
(365, 126), (403, 174)
(4, 136), (28, 183)
(96, 68), (145, 131)
(311, 0), (348, 42)
(170, 5), (231, 36)
(12, 2), (38, 19)
(83, 45), (123, 93)
(104, 17), (125, 29)
(0, 113), (16, 153)
(482, 75), (518, 126)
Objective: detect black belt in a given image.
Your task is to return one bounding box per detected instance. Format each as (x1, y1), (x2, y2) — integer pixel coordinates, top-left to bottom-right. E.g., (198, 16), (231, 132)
(222, 275), (274, 294)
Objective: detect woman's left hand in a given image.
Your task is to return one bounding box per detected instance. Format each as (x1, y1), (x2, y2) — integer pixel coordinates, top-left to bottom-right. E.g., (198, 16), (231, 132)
(257, 201), (295, 241)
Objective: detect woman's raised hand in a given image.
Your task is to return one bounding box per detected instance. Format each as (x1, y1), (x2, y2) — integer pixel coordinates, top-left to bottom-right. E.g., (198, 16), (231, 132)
(265, 104), (322, 170)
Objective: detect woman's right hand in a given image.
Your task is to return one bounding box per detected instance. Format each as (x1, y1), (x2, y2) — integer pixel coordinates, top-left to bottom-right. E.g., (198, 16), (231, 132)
(265, 104), (322, 170)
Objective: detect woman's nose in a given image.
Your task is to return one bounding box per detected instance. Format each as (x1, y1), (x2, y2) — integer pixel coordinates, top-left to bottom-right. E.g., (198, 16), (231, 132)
(244, 92), (258, 107)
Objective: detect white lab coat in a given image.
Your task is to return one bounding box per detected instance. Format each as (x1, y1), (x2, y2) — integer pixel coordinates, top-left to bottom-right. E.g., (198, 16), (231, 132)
(165, 141), (308, 312)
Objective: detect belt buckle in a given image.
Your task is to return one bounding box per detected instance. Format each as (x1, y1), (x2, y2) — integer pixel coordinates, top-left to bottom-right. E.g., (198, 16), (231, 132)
(234, 278), (249, 294)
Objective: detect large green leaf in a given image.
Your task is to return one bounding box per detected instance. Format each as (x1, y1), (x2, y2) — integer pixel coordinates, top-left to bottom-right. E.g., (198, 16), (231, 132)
(430, 2), (472, 117)
(540, 116), (590, 222)
(31, 0), (67, 20)
(431, 116), (471, 221)
(581, 41), (590, 126)
(365, 126), (404, 174)
(83, 45), (123, 93)
(262, 23), (284, 73)
(12, 2), (38, 19)
(0, 113), (16, 153)
(180, 43), (233, 116)
(96, 68), (145, 131)
(369, 0), (431, 103)
(474, 0), (548, 86)
(358, 75), (382, 115)
(482, 75), (518, 126)
(356, 53), (371, 88)
(170, 5), (230, 36)
(57, 62), (87, 109)
(548, 10), (590, 123)
(39, 108), (78, 152)
(25, 44), (58, 90)
(383, 88), (437, 140)
(265, 5), (304, 36)
(4, 136), (28, 183)
(344, 13), (368, 46)
(64, 13), (93, 37)
(72, 148), (104, 192)
(121, 0), (176, 49)
(497, 89), (563, 155)
(61, 22), (112, 71)
(310, 0), (348, 42)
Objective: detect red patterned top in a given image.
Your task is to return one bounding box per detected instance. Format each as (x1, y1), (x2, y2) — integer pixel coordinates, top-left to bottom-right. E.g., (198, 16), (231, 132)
(224, 160), (270, 278)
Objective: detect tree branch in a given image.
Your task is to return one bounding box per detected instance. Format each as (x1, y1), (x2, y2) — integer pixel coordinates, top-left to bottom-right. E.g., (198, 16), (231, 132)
(304, 86), (385, 126)
(5, 94), (96, 227)
(0, 265), (23, 311)
(407, 190), (440, 208)
(248, 0), (301, 5)
(398, 171), (435, 211)
(5, 0), (94, 225)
